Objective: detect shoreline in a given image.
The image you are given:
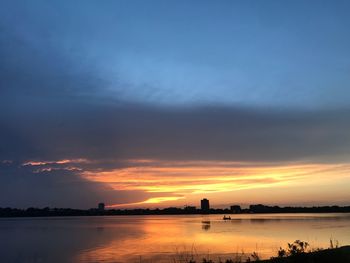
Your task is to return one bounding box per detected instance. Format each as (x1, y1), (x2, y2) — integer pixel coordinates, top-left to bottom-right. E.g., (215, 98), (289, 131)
(1, 211), (350, 218)
(167, 245), (350, 263)
(1, 205), (350, 218)
(260, 246), (350, 263)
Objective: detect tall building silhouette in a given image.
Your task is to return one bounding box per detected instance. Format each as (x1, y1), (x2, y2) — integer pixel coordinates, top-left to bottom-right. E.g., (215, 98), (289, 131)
(201, 198), (210, 211)
(98, 202), (105, 211)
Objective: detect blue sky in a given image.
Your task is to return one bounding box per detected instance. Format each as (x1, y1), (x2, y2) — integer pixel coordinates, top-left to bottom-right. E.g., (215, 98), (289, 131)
(1, 1), (350, 208)
(2, 0), (350, 108)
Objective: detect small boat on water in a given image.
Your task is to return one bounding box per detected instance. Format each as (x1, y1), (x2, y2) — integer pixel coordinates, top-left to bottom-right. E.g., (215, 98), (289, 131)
(223, 215), (231, 220)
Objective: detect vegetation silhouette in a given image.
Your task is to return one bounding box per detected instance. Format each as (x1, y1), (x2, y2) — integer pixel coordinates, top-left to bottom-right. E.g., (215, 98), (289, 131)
(1, 204), (350, 217)
(168, 240), (350, 263)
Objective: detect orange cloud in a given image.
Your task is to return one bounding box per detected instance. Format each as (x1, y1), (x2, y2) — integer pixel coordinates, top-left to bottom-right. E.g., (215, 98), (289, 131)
(80, 160), (350, 206)
(107, 196), (185, 208)
(21, 158), (350, 207)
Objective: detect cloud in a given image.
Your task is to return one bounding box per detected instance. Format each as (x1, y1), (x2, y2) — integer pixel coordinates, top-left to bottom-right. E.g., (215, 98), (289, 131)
(1, 0), (350, 165)
(2, 1), (350, 208)
(2, 101), (350, 163)
(0, 161), (156, 209)
(12, 158), (350, 207)
(2, 33), (350, 207)
(79, 159), (350, 205)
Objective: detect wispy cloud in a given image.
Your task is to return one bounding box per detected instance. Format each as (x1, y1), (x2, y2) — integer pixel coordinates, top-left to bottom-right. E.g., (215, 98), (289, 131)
(77, 159), (350, 206)
(22, 159), (90, 166)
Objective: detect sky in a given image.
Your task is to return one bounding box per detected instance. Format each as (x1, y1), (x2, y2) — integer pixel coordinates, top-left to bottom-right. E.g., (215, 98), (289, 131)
(1, 0), (350, 209)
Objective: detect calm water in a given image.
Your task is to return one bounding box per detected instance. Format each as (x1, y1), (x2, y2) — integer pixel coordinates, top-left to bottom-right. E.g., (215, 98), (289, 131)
(1, 213), (350, 262)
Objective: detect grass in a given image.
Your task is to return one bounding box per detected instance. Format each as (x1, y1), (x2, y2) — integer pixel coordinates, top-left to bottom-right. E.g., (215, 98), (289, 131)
(261, 246), (350, 263)
(166, 240), (350, 263)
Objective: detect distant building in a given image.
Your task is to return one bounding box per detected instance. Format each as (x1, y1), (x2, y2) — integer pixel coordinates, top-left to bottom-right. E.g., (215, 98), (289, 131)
(98, 202), (105, 211)
(201, 198), (210, 211)
(230, 205), (241, 214)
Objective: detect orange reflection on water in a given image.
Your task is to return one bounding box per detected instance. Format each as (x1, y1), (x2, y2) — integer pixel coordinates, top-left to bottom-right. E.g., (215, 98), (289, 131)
(75, 214), (350, 262)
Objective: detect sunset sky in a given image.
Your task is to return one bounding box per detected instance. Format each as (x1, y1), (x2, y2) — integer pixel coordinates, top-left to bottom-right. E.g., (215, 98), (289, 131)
(1, 0), (350, 209)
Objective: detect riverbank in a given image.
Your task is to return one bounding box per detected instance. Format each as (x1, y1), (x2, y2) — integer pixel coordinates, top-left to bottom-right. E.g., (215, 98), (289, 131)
(261, 245), (350, 263)
(172, 240), (350, 263)
(1, 205), (350, 217)
(180, 245), (350, 263)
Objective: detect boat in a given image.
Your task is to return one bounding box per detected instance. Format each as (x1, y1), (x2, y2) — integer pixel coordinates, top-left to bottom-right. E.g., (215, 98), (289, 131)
(223, 215), (231, 220)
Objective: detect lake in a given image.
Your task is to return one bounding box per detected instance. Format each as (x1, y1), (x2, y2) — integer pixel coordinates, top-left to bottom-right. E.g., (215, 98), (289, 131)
(0, 213), (350, 262)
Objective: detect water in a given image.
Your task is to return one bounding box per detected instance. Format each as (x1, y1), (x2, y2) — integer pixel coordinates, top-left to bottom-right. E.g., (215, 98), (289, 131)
(0, 213), (350, 262)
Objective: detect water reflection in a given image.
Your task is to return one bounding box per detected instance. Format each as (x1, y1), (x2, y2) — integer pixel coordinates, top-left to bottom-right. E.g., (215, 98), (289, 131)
(201, 220), (211, 231)
(0, 214), (349, 262)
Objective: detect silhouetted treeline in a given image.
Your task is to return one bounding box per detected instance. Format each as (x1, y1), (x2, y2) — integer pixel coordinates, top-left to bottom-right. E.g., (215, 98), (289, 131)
(1, 204), (350, 217)
(248, 204), (350, 214)
(0, 207), (230, 217)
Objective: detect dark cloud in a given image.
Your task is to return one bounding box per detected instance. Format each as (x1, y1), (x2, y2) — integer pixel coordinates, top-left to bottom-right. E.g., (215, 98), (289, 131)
(2, 23), (349, 164)
(4, 80), (350, 208)
(2, 100), (350, 164)
(0, 162), (152, 209)
(1, 1), (350, 208)
(1, 1), (350, 165)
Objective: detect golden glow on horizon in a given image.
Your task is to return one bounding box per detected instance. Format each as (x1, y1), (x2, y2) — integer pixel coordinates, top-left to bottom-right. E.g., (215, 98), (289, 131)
(80, 160), (350, 206)
(107, 196), (185, 208)
(21, 158), (350, 207)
